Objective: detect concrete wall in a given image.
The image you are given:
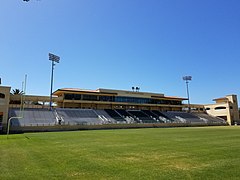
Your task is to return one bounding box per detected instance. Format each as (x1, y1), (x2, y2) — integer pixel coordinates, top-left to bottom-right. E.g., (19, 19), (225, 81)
(9, 122), (226, 134)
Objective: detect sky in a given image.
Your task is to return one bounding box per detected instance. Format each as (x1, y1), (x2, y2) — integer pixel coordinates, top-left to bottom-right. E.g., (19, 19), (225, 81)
(0, 0), (240, 105)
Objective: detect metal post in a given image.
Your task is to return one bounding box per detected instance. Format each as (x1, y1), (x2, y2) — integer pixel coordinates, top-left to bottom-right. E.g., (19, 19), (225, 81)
(186, 80), (190, 112)
(49, 53), (60, 110)
(49, 60), (54, 110)
(20, 81), (24, 112)
(7, 117), (22, 139)
(183, 76), (192, 112)
(22, 74), (27, 117)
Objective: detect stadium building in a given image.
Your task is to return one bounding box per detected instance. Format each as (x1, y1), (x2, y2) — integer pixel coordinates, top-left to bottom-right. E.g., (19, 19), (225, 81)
(0, 85), (239, 133)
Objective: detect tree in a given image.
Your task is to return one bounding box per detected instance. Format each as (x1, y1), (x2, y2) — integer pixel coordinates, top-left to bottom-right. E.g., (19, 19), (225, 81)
(10, 89), (24, 104)
(11, 89), (23, 95)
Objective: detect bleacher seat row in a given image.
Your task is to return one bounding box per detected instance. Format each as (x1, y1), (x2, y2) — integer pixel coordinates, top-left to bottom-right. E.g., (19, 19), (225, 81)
(8, 108), (226, 127)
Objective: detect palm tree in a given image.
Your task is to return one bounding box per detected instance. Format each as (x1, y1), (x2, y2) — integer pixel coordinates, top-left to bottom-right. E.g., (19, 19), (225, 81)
(10, 89), (24, 105)
(11, 89), (23, 95)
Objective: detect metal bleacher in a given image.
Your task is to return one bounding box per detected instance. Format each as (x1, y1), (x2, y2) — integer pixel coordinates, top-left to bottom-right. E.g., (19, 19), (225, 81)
(192, 112), (226, 124)
(115, 109), (137, 123)
(104, 109), (126, 122)
(9, 108), (56, 126)
(56, 108), (102, 125)
(94, 110), (116, 124)
(151, 110), (172, 123)
(8, 108), (226, 127)
(161, 111), (205, 123)
(127, 110), (157, 123)
(141, 110), (165, 123)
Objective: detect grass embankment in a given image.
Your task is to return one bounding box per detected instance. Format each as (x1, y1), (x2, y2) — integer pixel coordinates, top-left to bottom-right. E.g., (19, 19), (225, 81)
(1, 126), (240, 179)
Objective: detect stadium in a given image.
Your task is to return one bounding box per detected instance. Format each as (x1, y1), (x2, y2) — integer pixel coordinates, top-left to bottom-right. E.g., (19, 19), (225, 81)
(2, 1), (240, 179)
(0, 84), (239, 134)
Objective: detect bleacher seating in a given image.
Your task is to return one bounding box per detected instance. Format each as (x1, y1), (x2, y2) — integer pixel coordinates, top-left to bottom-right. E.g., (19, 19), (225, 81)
(56, 108), (102, 125)
(9, 108), (56, 126)
(94, 110), (116, 123)
(115, 109), (131, 117)
(192, 112), (226, 124)
(115, 109), (137, 123)
(161, 111), (204, 123)
(104, 109), (126, 122)
(151, 110), (172, 122)
(127, 110), (157, 123)
(8, 108), (226, 128)
(141, 110), (164, 123)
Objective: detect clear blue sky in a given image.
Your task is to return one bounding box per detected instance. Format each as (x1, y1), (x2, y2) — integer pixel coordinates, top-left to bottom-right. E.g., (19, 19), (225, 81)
(1, 0), (240, 105)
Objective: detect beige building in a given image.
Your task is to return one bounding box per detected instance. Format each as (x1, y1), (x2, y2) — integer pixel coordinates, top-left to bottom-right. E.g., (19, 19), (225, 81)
(204, 95), (239, 125)
(53, 88), (187, 111)
(0, 86), (11, 130)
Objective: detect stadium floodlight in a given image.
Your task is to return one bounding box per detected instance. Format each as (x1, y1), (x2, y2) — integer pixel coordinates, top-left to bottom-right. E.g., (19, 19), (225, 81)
(183, 76), (192, 81)
(136, 87), (140, 92)
(49, 53), (60, 110)
(182, 76), (192, 112)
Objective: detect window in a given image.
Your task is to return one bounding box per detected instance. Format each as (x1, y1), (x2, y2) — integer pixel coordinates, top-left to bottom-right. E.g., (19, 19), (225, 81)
(82, 95), (98, 101)
(205, 107), (210, 110)
(64, 94), (81, 100)
(64, 94), (74, 100)
(0, 93), (5, 99)
(112, 96), (182, 105)
(99, 96), (114, 102)
(74, 94), (81, 100)
(214, 106), (226, 110)
(115, 96), (150, 104)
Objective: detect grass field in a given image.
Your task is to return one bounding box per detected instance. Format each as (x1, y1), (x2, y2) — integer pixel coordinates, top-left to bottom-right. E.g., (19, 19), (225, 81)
(1, 126), (240, 179)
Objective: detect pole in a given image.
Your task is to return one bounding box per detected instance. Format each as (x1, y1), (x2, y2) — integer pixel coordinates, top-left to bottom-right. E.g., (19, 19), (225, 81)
(22, 74), (27, 117)
(183, 76), (192, 112)
(20, 81), (24, 112)
(186, 80), (190, 112)
(49, 60), (54, 110)
(48, 53), (60, 110)
(7, 117), (22, 139)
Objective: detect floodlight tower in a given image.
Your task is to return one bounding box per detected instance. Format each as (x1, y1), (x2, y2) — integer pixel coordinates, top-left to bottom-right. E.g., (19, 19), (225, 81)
(182, 76), (192, 112)
(49, 53), (60, 110)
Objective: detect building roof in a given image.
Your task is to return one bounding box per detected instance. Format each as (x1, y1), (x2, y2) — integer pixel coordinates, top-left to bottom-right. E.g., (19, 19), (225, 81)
(53, 88), (187, 100)
(213, 97), (228, 101)
(57, 88), (100, 93)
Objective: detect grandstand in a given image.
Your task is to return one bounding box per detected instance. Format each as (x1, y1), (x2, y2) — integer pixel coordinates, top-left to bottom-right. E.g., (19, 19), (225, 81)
(0, 85), (238, 133)
(7, 108), (226, 129)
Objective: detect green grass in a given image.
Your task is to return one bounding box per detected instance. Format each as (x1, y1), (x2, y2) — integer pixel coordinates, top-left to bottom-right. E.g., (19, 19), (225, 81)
(1, 126), (240, 179)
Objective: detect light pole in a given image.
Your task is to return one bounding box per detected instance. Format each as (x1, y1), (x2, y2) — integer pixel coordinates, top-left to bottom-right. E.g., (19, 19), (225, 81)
(49, 53), (60, 110)
(183, 76), (192, 112)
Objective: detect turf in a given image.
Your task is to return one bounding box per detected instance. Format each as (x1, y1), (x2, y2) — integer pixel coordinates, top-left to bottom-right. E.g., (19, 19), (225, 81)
(1, 126), (240, 179)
